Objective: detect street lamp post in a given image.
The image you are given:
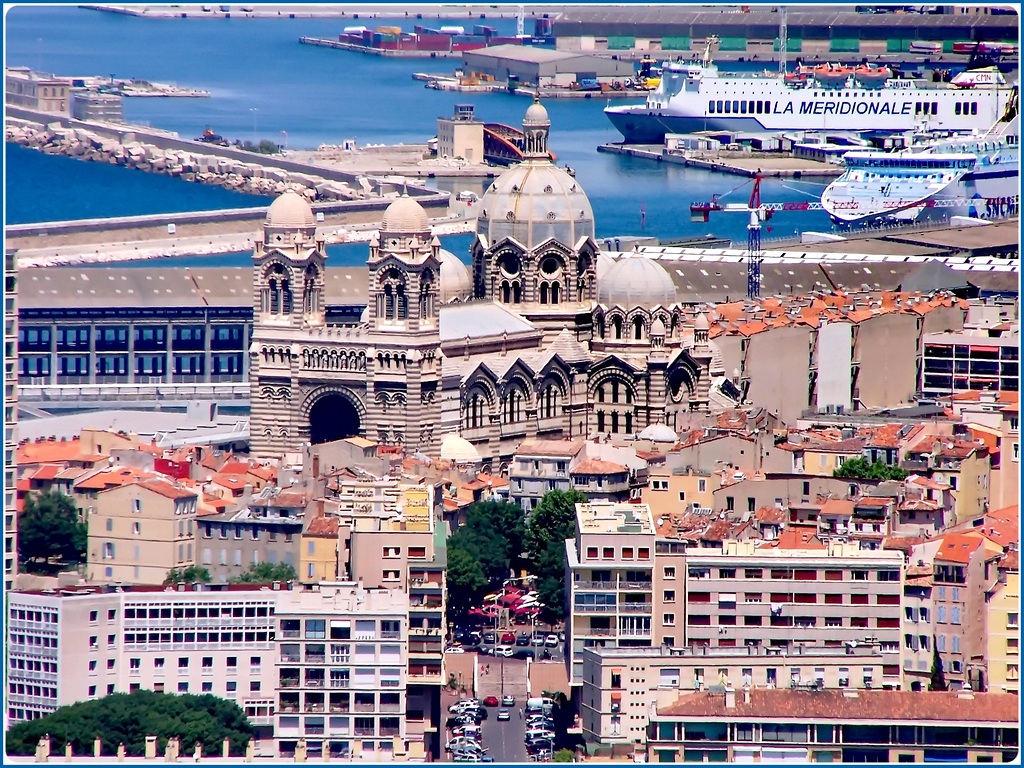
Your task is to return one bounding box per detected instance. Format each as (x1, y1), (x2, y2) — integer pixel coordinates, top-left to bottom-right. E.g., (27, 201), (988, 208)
(280, 130), (288, 150)
(249, 107), (258, 146)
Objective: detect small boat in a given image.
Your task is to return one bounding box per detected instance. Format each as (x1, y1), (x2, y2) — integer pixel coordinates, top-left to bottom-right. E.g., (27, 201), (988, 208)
(814, 63), (853, 86)
(854, 64), (892, 86)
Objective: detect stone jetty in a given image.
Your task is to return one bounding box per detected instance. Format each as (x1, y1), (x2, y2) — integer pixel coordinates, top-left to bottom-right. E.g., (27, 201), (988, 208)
(6, 121), (367, 202)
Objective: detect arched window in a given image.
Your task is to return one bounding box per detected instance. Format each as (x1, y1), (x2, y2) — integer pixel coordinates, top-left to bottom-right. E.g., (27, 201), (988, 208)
(384, 285), (396, 319)
(611, 412), (620, 433)
(396, 285), (407, 320)
(419, 274), (433, 320)
(633, 317), (643, 340)
(625, 412), (633, 434)
(540, 283), (549, 304)
(596, 315), (605, 338)
(501, 281), (511, 304)
(612, 382), (620, 404)
(597, 411), (605, 432)
(625, 387), (633, 405)
(512, 282), (521, 304)
(597, 386), (605, 403)
(551, 283), (560, 304)
(612, 316), (623, 340)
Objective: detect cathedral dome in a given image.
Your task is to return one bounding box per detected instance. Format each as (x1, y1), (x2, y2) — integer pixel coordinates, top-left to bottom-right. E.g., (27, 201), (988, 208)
(638, 423), (678, 443)
(598, 257), (678, 308)
(266, 190), (316, 229)
(381, 194), (430, 233)
(596, 252), (616, 280)
(440, 433), (481, 464)
(438, 250), (473, 303)
(476, 102), (594, 251)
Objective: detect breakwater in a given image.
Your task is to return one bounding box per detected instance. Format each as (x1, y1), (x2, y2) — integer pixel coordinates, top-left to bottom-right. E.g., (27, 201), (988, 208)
(6, 120), (367, 203)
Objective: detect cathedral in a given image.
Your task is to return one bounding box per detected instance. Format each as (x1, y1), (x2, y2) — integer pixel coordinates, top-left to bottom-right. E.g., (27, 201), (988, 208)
(250, 99), (720, 465)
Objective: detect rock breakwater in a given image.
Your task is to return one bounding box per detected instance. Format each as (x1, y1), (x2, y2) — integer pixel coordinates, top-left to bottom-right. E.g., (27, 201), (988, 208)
(6, 121), (367, 202)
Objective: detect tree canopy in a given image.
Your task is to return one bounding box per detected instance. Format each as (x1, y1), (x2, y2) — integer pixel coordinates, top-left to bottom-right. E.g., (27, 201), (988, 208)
(5, 690), (253, 757)
(165, 565), (212, 585)
(445, 500), (526, 616)
(229, 561), (297, 584)
(525, 490), (584, 621)
(929, 640), (948, 691)
(17, 490), (87, 574)
(445, 548), (488, 619)
(833, 457), (908, 481)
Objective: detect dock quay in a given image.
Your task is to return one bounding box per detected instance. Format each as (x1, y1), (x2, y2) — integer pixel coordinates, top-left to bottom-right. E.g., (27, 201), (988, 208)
(299, 36), (461, 58)
(597, 143), (843, 178)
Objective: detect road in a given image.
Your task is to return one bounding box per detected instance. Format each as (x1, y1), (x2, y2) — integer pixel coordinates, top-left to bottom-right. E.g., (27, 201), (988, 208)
(481, 703), (527, 763)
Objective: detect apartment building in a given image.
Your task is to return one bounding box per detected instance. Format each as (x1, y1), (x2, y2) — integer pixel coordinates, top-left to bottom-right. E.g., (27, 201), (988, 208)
(647, 688), (1020, 764)
(274, 584), (413, 761)
(932, 532), (1004, 691)
(86, 478), (198, 585)
(985, 551), (1020, 695)
(580, 643), (894, 746)
(565, 502), (658, 686)
(7, 581), (424, 759)
(5, 248), (17, 590)
(920, 328), (1019, 397)
(5, 67), (71, 113)
(901, 563), (936, 692)
(301, 515), (341, 585)
(197, 508), (303, 583)
(346, 486), (447, 758)
(509, 439), (580, 512)
(903, 433), (990, 524)
(6, 584), (279, 752)
(643, 467), (718, 518)
(681, 540), (905, 661)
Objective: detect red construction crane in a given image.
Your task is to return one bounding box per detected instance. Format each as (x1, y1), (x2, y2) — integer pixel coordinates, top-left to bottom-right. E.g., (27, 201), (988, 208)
(691, 174), (773, 299)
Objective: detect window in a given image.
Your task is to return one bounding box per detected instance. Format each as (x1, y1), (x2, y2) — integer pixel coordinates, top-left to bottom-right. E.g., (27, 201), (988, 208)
(664, 590), (675, 603)
(719, 568), (736, 579)
(250, 681), (261, 692)
(663, 614), (675, 626)
(178, 682), (189, 693)
(602, 547), (614, 559)
(89, 610), (98, 623)
(178, 657), (189, 669)
(586, 547), (598, 559)
(664, 567), (676, 580)
(226, 681), (237, 693)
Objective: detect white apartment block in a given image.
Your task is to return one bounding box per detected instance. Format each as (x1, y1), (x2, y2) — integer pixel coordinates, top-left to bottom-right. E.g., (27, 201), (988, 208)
(7, 582), (415, 760)
(580, 643), (898, 745)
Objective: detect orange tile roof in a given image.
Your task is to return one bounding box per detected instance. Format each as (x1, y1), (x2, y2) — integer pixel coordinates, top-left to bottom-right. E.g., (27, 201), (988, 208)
(30, 465), (62, 481)
(136, 478), (197, 501)
(766, 524), (826, 550)
(572, 459), (628, 475)
(306, 516), (340, 536)
(212, 473), (248, 490)
(658, 689), (1019, 724)
(17, 437), (106, 466)
(934, 533), (984, 564)
(75, 466), (150, 490)
(819, 498), (854, 517)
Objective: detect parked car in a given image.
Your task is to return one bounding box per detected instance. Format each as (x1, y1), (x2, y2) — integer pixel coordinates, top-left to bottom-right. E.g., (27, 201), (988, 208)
(513, 649), (536, 661)
(483, 632), (496, 644)
(516, 632), (531, 646)
(445, 645), (465, 654)
(497, 708), (511, 721)
(501, 631), (516, 644)
(531, 633), (546, 646)
(502, 694), (515, 706)
(557, 631), (565, 642)
(545, 634), (559, 647)
(483, 695), (500, 707)
(494, 644), (514, 657)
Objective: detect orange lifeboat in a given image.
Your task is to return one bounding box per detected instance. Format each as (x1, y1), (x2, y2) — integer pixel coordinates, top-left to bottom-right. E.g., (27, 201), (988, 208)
(854, 64), (892, 86)
(814, 63), (853, 86)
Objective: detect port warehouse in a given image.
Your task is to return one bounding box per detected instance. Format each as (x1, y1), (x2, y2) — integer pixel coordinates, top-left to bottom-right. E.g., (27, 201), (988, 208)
(461, 45), (634, 87)
(12, 260), (1018, 390)
(549, 9), (1018, 54)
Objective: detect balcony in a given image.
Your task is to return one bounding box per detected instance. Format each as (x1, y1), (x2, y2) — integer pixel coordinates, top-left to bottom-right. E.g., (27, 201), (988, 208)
(280, 679), (300, 689)
(354, 703), (376, 713)
(575, 604), (616, 614)
(354, 727), (375, 737)
(575, 581), (617, 590)
(582, 628), (617, 637)
(280, 654), (300, 663)
(305, 654), (326, 664)
(620, 603), (652, 614)
(281, 629), (301, 639)
(380, 726), (401, 738)
(305, 725), (325, 736)
(619, 580), (652, 590)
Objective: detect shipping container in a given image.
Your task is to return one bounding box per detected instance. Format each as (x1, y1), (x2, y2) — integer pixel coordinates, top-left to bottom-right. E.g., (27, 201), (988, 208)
(376, 25), (402, 35)
(440, 25), (466, 35)
(344, 26), (367, 34)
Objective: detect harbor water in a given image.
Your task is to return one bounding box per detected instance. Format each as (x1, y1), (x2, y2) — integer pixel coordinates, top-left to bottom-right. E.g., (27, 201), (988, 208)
(5, 5), (837, 262)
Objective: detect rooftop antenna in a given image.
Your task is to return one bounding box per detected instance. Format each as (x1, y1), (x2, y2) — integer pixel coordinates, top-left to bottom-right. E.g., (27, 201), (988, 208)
(778, 6), (787, 76)
(516, 4), (524, 38)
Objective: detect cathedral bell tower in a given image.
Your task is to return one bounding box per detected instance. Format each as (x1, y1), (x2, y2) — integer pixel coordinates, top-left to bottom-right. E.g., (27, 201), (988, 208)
(367, 195), (442, 333)
(252, 190), (326, 328)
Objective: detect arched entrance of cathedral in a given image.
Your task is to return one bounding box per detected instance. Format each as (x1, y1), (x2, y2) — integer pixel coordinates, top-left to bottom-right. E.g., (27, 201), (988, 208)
(308, 393), (362, 445)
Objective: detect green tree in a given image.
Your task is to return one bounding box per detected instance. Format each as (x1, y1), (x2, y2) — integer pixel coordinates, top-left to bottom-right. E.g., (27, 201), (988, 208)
(833, 457), (907, 481)
(524, 489), (584, 621)
(446, 548), (488, 619)
(553, 748), (575, 762)
(18, 490), (87, 573)
(524, 489), (585, 562)
(229, 561), (297, 584)
(447, 500), (526, 583)
(165, 565), (212, 585)
(5, 690), (252, 757)
(929, 639), (947, 691)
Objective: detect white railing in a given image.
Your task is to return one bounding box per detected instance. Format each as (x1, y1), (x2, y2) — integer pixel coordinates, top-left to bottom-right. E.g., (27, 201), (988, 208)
(19, 382), (250, 402)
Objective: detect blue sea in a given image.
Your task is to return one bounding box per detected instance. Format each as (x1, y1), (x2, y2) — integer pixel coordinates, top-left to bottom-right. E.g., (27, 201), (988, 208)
(4, 5), (834, 265)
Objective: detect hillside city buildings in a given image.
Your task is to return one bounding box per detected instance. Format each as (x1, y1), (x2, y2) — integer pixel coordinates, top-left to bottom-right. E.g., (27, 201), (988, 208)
(6, 95), (1020, 763)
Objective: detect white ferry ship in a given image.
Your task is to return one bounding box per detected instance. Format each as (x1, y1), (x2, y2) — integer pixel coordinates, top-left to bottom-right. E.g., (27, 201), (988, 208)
(821, 112), (1020, 227)
(605, 41), (1016, 143)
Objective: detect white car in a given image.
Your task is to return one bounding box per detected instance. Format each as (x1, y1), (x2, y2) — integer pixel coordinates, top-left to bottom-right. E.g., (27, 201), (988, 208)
(497, 708), (511, 721)
(545, 634), (559, 647)
(494, 644), (514, 657)
(445, 645), (466, 654)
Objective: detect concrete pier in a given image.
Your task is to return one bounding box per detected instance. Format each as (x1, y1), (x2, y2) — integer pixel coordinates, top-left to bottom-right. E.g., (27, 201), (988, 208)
(596, 143), (843, 178)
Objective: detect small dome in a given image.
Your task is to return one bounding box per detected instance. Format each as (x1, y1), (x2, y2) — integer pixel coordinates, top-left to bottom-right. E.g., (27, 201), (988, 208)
(598, 257), (677, 308)
(596, 253), (616, 280)
(440, 433), (481, 464)
(266, 190), (315, 229)
(638, 423), (678, 443)
(359, 306), (370, 324)
(438, 250), (473, 303)
(694, 312), (710, 330)
(651, 317), (666, 336)
(381, 195), (430, 233)
(524, 98), (549, 125)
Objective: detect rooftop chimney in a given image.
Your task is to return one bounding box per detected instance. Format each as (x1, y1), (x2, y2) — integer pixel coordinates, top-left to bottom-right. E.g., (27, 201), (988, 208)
(724, 686), (736, 709)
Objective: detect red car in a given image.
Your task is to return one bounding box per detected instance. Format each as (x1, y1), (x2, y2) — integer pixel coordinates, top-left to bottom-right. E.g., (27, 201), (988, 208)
(501, 632), (516, 645)
(483, 696), (500, 707)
